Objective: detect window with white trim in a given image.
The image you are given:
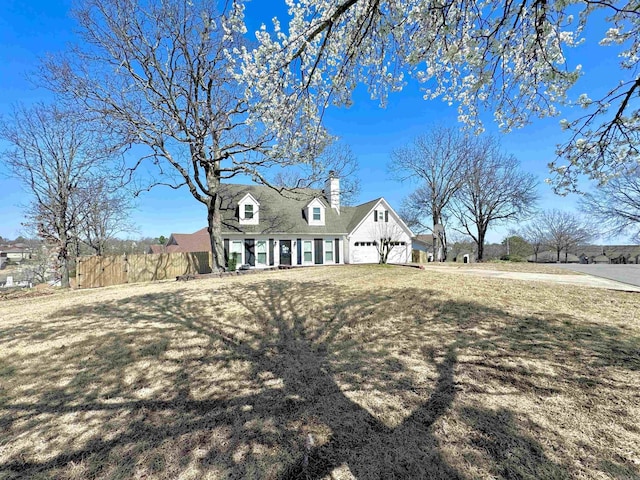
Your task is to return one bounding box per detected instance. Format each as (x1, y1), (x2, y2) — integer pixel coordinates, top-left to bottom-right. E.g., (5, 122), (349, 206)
(325, 239), (333, 262)
(230, 240), (243, 264)
(244, 204), (254, 219)
(313, 207), (321, 221)
(303, 240), (313, 262)
(256, 240), (267, 265)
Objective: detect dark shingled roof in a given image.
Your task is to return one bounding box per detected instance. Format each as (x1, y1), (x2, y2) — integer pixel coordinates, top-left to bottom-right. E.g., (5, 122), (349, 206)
(166, 227), (211, 252)
(219, 184), (378, 235)
(344, 198), (382, 232)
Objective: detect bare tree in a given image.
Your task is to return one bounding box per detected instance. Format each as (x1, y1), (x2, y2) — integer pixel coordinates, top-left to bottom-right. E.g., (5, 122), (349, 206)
(521, 220), (548, 263)
(446, 231), (476, 261)
(580, 167), (640, 242)
(368, 219), (408, 264)
(538, 210), (592, 262)
(42, 0), (334, 271)
(451, 137), (538, 261)
(0, 103), (119, 287)
(272, 142), (361, 206)
(76, 178), (136, 256)
(21, 243), (51, 285)
(391, 127), (469, 261)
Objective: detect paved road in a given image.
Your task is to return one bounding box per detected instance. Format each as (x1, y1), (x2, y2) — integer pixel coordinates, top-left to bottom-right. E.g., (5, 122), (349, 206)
(553, 264), (640, 288)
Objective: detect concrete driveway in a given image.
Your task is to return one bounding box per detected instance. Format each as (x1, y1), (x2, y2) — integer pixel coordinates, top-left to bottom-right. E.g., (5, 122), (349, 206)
(552, 264), (640, 288)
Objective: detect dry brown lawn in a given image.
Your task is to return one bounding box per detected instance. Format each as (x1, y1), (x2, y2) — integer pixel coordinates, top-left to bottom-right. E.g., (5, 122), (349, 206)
(1, 265), (639, 479)
(429, 261), (578, 275)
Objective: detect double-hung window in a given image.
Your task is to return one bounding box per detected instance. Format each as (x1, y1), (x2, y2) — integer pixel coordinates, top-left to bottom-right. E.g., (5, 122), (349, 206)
(313, 207), (321, 221)
(230, 240), (243, 264)
(256, 240), (267, 265)
(244, 204), (254, 219)
(303, 240), (313, 262)
(325, 240), (334, 262)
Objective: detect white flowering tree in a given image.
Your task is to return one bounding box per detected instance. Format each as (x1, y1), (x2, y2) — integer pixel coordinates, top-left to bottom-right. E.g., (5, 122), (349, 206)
(42, 0), (333, 271)
(242, 0), (639, 191)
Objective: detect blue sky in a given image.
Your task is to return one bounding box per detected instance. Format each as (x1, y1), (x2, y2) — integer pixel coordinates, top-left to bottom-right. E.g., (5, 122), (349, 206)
(0, 0), (625, 243)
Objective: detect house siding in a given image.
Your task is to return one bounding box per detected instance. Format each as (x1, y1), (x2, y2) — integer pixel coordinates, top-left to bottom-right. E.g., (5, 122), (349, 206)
(222, 234), (345, 268)
(167, 184), (414, 269)
(347, 199), (412, 264)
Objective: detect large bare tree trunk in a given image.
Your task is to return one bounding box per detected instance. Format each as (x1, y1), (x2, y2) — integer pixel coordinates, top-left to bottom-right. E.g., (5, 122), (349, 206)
(476, 230), (486, 262)
(205, 166), (225, 272)
(58, 233), (70, 288)
(207, 201), (225, 271)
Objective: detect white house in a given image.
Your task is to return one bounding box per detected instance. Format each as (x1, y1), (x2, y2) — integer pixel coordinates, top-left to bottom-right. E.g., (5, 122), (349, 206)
(344, 198), (413, 264)
(211, 175), (413, 268)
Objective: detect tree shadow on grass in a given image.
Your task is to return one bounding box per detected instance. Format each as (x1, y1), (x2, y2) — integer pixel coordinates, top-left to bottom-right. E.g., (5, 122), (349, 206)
(0, 278), (638, 479)
(462, 406), (571, 480)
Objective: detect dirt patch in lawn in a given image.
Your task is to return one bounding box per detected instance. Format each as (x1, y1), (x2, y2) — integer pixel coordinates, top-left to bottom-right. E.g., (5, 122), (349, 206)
(0, 265), (639, 479)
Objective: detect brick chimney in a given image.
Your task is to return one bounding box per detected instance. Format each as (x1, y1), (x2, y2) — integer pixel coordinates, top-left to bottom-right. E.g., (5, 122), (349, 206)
(324, 171), (340, 214)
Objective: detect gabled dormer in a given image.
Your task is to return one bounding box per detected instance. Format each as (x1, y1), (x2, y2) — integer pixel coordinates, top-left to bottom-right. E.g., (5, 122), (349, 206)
(238, 193), (260, 225)
(305, 197), (326, 226)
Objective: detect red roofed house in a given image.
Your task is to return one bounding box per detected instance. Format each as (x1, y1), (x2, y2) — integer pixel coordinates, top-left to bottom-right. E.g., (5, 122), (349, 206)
(147, 227), (211, 254)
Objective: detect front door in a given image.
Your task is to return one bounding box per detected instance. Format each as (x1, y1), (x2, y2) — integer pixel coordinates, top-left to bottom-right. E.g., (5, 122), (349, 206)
(280, 240), (292, 266)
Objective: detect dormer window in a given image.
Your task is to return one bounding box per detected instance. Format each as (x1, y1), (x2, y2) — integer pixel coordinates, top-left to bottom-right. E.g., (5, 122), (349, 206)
(239, 193), (260, 225)
(306, 198), (326, 226)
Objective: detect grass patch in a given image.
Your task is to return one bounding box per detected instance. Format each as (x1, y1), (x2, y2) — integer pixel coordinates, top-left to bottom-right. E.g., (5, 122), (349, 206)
(0, 265), (639, 479)
(432, 261), (578, 275)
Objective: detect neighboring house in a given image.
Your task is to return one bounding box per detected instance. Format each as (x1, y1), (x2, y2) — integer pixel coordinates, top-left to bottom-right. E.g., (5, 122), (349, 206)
(0, 244), (32, 262)
(540, 245), (640, 264)
(528, 250), (581, 263)
(146, 228), (211, 254)
(147, 244), (165, 254)
(412, 235), (434, 253)
(152, 176), (413, 268)
(411, 234), (434, 263)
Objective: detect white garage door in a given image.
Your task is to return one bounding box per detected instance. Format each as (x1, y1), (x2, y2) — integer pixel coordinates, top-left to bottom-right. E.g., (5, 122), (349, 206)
(351, 242), (379, 263)
(387, 244), (408, 264)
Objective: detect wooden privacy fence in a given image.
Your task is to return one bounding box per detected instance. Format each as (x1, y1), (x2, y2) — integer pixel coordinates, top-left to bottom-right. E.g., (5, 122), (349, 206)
(76, 251), (212, 288)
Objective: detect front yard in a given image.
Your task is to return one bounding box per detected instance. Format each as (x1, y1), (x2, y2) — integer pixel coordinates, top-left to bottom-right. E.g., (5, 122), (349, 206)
(1, 265), (639, 479)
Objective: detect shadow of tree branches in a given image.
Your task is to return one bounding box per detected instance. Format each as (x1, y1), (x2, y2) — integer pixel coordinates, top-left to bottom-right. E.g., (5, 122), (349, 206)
(0, 277), (638, 479)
